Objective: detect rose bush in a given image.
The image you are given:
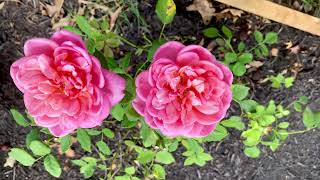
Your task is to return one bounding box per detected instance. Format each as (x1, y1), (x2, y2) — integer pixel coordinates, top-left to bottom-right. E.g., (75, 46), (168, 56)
(133, 41), (233, 137)
(10, 30), (125, 137)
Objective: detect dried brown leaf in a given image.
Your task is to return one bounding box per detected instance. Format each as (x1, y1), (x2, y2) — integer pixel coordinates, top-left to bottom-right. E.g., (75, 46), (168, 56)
(186, 0), (215, 25)
(110, 7), (122, 31)
(285, 41), (293, 49)
(249, 61), (264, 68)
(290, 45), (300, 54)
(220, 8), (244, 17)
(4, 156), (16, 168)
(271, 48), (279, 57)
(46, 0), (64, 17)
(0, 2), (5, 11)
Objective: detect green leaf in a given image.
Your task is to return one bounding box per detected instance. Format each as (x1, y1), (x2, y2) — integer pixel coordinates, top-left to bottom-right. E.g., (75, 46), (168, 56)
(102, 128), (115, 139)
(184, 155), (196, 166)
(125, 166), (135, 175)
(232, 84), (250, 101)
(203, 124), (228, 142)
(120, 53), (131, 70)
(72, 159), (87, 166)
(294, 102), (302, 112)
(298, 96), (309, 105)
(168, 141), (179, 152)
(224, 52), (237, 63)
(203, 27), (219, 38)
(155, 0), (176, 24)
(254, 31), (263, 43)
(30, 140), (51, 156)
(264, 32), (278, 44)
(155, 151), (175, 165)
(242, 129), (262, 146)
(59, 135), (72, 153)
(80, 164), (96, 178)
(240, 100), (258, 112)
(221, 25), (233, 39)
(254, 48), (262, 57)
(244, 146), (260, 158)
(278, 122), (289, 129)
(153, 164), (166, 179)
(237, 42), (246, 52)
(137, 150), (155, 164)
(221, 116), (245, 130)
(121, 117), (138, 128)
(77, 129), (91, 152)
(284, 77), (295, 88)
(115, 176), (131, 180)
(260, 115), (276, 126)
(259, 43), (269, 56)
(96, 141), (111, 155)
(125, 104), (141, 121)
(9, 148), (35, 166)
(76, 16), (101, 40)
(64, 26), (83, 36)
(140, 122), (159, 147)
(232, 62), (246, 76)
(26, 128), (40, 148)
(238, 53), (253, 64)
(198, 152), (213, 161)
(111, 104), (125, 121)
(303, 107), (315, 128)
(10, 109), (29, 127)
(44, 155), (62, 178)
(86, 129), (101, 136)
(86, 38), (96, 54)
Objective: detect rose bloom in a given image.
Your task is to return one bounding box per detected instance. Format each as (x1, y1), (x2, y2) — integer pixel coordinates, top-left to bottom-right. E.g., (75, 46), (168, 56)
(10, 30), (125, 137)
(132, 41), (233, 137)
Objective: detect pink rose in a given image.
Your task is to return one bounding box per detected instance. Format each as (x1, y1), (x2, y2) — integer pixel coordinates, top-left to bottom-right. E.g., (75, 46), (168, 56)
(10, 30), (126, 137)
(132, 41), (233, 137)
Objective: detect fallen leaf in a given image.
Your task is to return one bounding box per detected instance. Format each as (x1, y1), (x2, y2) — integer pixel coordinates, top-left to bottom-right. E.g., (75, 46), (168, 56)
(0, 2), (5, 11)
(46, 0), (64, 17)
(285, 41), (293, 49)
(249, 61), (264, 68)
(290, 62), (303, 76)
(271, 48), (279, 57)
(290, 45), (300, 54)
(4, 156), (16, 168)
(199, 38), (205, 46)
(206, 41), (216, 51)
(220, 8), (244, 17)
(186, 0), (215, 25)
(110, 7), (122, 30)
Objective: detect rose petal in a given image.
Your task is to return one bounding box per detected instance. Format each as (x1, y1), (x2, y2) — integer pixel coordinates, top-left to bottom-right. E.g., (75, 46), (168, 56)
(50, 30), (86, 49)
(24, 38), (58, 56)
(153, 41), (185, 62)
(132, 96), (146, 116)
(135, 71), (152, 101)
(179, 45), (214, 62)
(102, 69), (126, 106)
(176, 51), (200, 65)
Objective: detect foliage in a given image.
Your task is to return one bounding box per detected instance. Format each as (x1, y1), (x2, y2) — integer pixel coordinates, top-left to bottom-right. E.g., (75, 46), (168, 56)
(202, 26), (278, 76)
(7, 3), (320, 180)
(268, 74), (295, 88)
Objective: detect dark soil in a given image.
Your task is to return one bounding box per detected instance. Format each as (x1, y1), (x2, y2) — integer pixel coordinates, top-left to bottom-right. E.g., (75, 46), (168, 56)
(1, 0), (320, 180)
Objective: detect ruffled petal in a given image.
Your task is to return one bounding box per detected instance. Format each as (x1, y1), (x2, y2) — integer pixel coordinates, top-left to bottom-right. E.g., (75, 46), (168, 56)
(102, 69), (126, 106)
(179, 45), (214, 62)
(50, 30), (86, 49)
(135, 71), (152, 101)
(153, 41), (185, 62)
(24, 38), (58, 56)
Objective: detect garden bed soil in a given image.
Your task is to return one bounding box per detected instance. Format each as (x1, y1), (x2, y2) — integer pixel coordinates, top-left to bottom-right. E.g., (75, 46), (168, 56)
(1, 0), (320, 179)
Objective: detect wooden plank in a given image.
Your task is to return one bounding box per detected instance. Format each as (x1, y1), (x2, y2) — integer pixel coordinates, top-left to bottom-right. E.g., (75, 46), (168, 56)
(215, 0), (320, 36)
